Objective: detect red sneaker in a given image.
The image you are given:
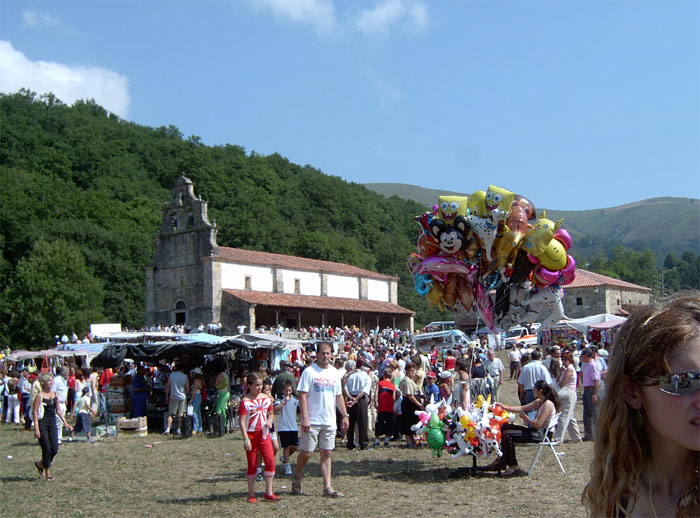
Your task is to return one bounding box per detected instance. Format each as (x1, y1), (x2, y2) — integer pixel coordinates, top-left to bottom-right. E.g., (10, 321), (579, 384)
(247, 496), (257, 504)
(264, 493), (281, 502)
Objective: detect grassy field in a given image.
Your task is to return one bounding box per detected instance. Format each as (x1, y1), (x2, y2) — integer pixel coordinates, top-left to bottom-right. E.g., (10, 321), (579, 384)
(0, 352), (593, 518)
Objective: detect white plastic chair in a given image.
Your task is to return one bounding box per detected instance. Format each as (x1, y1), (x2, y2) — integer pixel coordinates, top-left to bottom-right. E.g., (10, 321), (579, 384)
(528, 412), (566, 476)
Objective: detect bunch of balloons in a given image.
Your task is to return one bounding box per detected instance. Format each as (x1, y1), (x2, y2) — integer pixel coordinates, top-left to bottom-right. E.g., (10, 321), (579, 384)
(410, 393), (515, 461)
(412, 396), (450, 457)
(408, 184), (577, 329)
(445, 397), (514, 460)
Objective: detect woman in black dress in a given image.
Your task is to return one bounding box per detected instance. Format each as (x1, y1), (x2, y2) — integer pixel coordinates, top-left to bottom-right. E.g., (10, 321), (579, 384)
(33, 372), (72, 481)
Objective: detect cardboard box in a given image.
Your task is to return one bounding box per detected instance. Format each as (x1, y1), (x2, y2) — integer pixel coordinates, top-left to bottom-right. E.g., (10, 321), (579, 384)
(119, 428), (148, 438)
(107, 395), (129, 406)
(107, 386), (130, 398)
(109, 404), (130, 414)
(109, 375), (132, 387)
(117, 416), (147, 430)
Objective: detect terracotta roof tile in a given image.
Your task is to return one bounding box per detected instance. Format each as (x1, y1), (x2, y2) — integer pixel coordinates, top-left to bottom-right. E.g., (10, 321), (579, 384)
(214, 247), (396, 281)
(566, 269), (651, 291)
(223, 290), (414, 315)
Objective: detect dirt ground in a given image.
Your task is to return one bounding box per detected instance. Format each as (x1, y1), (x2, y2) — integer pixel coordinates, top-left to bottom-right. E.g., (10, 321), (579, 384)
(0, 350), (593, 518)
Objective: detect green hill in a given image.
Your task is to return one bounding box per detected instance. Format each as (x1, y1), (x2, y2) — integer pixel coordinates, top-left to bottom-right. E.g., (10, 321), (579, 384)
(365, 183), (700, 260)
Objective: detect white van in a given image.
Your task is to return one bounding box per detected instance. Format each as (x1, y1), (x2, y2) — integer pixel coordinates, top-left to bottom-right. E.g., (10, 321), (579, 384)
(423, 321), (456, 333)
(413, 329), (474, 353)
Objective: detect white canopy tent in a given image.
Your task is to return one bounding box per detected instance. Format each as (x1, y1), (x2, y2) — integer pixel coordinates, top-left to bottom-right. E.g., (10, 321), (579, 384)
(562, 314), (627, 334)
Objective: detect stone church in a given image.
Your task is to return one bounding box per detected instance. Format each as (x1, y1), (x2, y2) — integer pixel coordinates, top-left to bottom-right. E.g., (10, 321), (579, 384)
(144, 176), (415, 334)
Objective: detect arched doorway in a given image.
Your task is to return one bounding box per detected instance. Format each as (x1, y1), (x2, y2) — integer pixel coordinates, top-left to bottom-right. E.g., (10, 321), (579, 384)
(174, 300), (187, 325)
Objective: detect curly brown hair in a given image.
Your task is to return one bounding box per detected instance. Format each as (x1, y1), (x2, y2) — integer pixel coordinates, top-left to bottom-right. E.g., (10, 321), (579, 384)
(581, 291), (700, 517)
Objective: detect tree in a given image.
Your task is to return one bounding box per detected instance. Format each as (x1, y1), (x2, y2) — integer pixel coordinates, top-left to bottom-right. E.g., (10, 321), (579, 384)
(0, 240), (105, 349)
(663, 252), (679, 269)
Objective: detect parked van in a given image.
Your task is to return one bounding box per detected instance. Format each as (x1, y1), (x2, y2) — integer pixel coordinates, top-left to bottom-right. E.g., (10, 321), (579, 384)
(422, 321), (456, 333)
(504, 324), (540, 349)
(414, 329), (474, 352)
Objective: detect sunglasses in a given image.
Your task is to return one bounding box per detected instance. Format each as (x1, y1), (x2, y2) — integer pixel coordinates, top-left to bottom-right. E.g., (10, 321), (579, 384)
(642, 372), (700, 396)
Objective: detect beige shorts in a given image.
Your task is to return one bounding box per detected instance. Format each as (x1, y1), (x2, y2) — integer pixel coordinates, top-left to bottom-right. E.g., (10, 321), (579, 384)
(300, 425), (336, 452)
(168, 398), (186, 416)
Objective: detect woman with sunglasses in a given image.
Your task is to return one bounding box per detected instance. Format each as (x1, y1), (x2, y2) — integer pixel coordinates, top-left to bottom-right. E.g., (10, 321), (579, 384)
(582, 291), (699, 517)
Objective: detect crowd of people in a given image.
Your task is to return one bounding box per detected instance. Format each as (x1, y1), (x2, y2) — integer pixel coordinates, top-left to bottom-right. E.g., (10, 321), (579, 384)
(2, 292), (698, 516)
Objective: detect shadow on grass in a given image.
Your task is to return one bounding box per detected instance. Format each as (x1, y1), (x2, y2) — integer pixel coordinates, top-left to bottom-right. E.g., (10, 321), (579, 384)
(1, 475), (38, 483)
(156, 491), (249, 505)
(313, 458), (452, 484)
(195, 472), (247, 483)
(9, 441), (38, 448)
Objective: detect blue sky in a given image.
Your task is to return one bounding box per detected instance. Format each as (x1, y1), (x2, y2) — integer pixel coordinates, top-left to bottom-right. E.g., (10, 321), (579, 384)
(1, 0), (698, 210)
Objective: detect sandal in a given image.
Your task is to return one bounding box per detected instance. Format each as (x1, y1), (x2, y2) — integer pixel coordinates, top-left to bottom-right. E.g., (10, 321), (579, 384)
(34, 461), (43, 478)
(46, 476), (55, 482)
(323, 489), (345, 498)
(291, 476), (302, 495)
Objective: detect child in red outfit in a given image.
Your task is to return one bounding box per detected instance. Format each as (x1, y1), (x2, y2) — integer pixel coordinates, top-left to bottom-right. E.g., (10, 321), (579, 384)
(238, 372), (280, 503)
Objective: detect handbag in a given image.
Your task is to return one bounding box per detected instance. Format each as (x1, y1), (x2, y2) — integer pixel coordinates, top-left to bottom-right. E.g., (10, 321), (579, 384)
(37, 401), (45, 421)
(555, 383), (569, 400)
(393, 396), (403, 415)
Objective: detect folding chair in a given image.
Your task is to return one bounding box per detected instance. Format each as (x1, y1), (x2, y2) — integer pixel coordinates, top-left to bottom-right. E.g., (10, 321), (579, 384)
(528, 412), (566, 476)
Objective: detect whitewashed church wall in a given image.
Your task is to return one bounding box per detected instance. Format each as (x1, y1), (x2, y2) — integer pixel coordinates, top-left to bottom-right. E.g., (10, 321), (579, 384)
(327, 275), (360, 299)
(280, 269), (322, 296)
(367, 279), (390, 302)
(220, 263), (274, 292)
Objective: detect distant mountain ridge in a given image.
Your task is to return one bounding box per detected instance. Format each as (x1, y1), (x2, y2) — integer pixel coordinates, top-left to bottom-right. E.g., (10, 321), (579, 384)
(364, 182), (700, 259)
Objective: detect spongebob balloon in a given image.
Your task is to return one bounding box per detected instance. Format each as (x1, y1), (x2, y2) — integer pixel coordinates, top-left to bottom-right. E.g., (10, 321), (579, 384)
(467, 190), (486, 218)
(437, 196), (468, 225)
(484, 185), (515, 216)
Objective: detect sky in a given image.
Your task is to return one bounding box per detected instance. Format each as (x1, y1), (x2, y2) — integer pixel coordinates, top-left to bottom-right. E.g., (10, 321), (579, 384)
(1, 0), (698, 210)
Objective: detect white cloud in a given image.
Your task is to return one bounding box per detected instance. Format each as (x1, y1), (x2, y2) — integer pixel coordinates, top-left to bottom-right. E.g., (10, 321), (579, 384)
(0, 40), (130, 118)
(252, 0), (338, 35)
(355, 0), (428, 40)
(248, 0), (428, 40)
(367, 68), (403, 110)
(21, 9), (60, 29)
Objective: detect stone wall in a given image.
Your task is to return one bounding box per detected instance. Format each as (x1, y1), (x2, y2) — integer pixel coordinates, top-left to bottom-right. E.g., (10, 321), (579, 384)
(563, 286), (650, 318)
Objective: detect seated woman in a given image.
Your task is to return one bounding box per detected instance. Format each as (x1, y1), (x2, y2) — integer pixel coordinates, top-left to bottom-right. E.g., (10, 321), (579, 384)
(485, 380), (560, 477)
(582, 292), (699, 517)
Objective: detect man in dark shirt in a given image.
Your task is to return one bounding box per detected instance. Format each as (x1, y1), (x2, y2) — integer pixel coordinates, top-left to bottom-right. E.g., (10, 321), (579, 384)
(272, 361), (297, 399)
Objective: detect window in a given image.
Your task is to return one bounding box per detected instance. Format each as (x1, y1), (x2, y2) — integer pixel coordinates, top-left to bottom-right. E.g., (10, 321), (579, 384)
(576, 297), (583, 306)
(244, 276), (252, 290)
(294, 278), (301, 294)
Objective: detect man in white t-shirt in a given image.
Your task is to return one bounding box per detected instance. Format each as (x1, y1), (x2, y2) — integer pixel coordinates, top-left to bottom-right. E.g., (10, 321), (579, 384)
(293, 342), (349, 498)
(53, 368), (68, 442)
(507, 345), (522, 380)
(164, 363), (189, 435)
(484, 348), (505, 402)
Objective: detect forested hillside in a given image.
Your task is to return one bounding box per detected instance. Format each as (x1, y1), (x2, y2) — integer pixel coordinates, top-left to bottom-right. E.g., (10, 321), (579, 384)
(1, 91), (697, 349)
(0, 91), (450, 348)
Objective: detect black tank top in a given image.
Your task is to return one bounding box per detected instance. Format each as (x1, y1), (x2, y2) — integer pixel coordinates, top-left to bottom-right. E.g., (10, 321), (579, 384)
(41, 396), (57, 421)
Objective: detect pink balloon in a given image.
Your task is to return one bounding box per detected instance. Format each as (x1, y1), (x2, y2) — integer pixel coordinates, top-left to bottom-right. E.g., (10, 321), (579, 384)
(554, 228), (572, 250)
(417, 255), (477, 280)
